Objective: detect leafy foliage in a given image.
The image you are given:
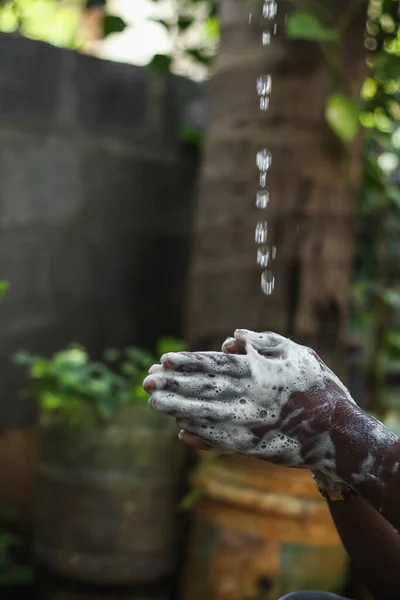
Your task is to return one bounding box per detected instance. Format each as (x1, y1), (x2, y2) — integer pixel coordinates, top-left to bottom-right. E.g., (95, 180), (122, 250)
(351, 0), (400, 416)
(149, 53), (173, 76)
(278, 0), (400, 418)
(148, 0), (218, 78)
(180, 125), (205, 146)
(14, 337), (187, 422)
(325, 93), (361, 143)
(0, 0), (127, 49)
(286, 11), (338, 42)
(0, 0), (84, 48)
(102, 13), (127, 38)
(0, 0), (398, 421)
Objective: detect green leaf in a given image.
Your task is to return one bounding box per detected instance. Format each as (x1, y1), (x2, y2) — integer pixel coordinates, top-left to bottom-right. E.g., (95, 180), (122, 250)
(13, 351), (35, 366)
(205, 16), (219, 40)
(180, 126), (204, 146)
(124, 347), (155, 368)
(325, 93), (361, 143)
(387, 331), (400, 350)
(120, 362), (140, 377)
(31, 360), (49, 378)
(156, 337), (188, 357)
(102, 14), (127, 38)
(103, 348), (121, 362)
(178, 486), (204, 511)
(178, 17), (194, 31)
(286, 12), (338, 42)
(41, 393), (62, 411)
(0, 281), (9, 298)
(148, 53), (172, 75)
(372, 52), (400, 80)
(388, 186), (400, 209)
(54, 346), (88, 367)
(186, 47), (213, 66)
(133, 384), (149, 400)
(382, 289), (400, 309)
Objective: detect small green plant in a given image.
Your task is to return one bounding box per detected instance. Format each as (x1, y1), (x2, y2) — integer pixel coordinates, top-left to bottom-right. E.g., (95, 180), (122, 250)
(14, 337), (187, 422)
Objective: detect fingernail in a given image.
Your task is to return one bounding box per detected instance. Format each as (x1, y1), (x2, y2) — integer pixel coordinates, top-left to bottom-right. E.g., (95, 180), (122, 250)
(223, 340), (238, 353)
(143, 377), (157, 392)
(222, 337), (235, 350)
(161, 356), (175, 369)
(149, 396), (158, 409)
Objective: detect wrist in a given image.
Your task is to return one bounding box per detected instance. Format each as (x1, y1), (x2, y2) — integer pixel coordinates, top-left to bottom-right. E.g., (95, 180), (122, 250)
(331, 399), (400, 490)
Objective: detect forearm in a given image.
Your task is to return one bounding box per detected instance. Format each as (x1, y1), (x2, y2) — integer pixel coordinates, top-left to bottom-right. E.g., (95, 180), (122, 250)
(328, 495), (400, 600)
(331, 401), (400, 530)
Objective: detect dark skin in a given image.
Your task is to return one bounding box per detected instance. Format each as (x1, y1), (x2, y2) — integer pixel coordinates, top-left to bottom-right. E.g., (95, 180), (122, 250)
(145, 330), (400, 600)
(325, 401), (400, 600)
(328, 498), (400, 600)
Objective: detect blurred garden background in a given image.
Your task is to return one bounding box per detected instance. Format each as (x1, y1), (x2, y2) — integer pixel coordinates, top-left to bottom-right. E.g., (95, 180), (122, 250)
(0, 0), (399, 599)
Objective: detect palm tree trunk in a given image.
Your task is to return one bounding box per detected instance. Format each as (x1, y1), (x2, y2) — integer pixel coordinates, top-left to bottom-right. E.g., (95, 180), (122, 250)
(185, 0), (368, 381)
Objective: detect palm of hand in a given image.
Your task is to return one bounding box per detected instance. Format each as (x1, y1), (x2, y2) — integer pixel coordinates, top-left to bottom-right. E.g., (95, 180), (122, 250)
(143, 330), (354, 471)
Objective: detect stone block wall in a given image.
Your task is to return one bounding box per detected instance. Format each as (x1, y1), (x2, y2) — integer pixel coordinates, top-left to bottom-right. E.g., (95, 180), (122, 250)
(0, 33), (205, 427)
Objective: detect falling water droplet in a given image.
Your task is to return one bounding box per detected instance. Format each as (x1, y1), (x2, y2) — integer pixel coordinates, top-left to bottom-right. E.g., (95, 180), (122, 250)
(248, 12), (252, 24)
(262, 31), (271, 45)
(254, 0), (278, 296)
(261, 270), (275, 295)
(263, 0), (277, 20)
(274, 23), (278, 34)
(256, 149), (272, 171)
(259, 172), (267, 187)
(256, 190), (270, 209)
(257, 247), (270, 267)
(255, 222), (268, 244)
(256, 74), (272, 96)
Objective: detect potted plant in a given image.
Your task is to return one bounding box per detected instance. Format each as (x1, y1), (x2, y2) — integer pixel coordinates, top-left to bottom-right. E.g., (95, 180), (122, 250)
(14, 338), (187, 585)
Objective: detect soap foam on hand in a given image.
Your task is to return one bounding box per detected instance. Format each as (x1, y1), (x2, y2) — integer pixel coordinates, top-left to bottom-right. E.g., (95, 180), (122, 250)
(144, 330), (355, 472)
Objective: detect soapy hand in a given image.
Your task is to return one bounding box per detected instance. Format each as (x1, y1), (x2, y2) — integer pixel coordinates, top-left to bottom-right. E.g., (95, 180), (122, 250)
(143, 329), (355, 474)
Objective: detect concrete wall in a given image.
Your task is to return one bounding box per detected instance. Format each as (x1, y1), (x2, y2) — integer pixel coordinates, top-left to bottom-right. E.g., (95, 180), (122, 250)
(0, 33), (205, 428)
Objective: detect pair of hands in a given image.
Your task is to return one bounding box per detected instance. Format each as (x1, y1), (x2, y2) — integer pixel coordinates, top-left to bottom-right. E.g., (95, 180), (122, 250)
(143, 329), (356, 481)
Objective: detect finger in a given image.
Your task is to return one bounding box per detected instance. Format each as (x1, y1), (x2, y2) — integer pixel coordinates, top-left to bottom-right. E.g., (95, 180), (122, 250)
(178, 430), (216, 451)
(161, 351), (250, 378)
(222, 337), (246, 354)
(234, 329), (288, 356)
(148, 391), (230, 421)
(176, 418), (240, 453)
(144, 372), (242, 399)
(148, 364), (163, 375)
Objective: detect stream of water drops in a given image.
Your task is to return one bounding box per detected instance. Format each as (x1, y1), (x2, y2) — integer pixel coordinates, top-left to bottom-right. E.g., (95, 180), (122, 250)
(254, 0), (278, 295)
